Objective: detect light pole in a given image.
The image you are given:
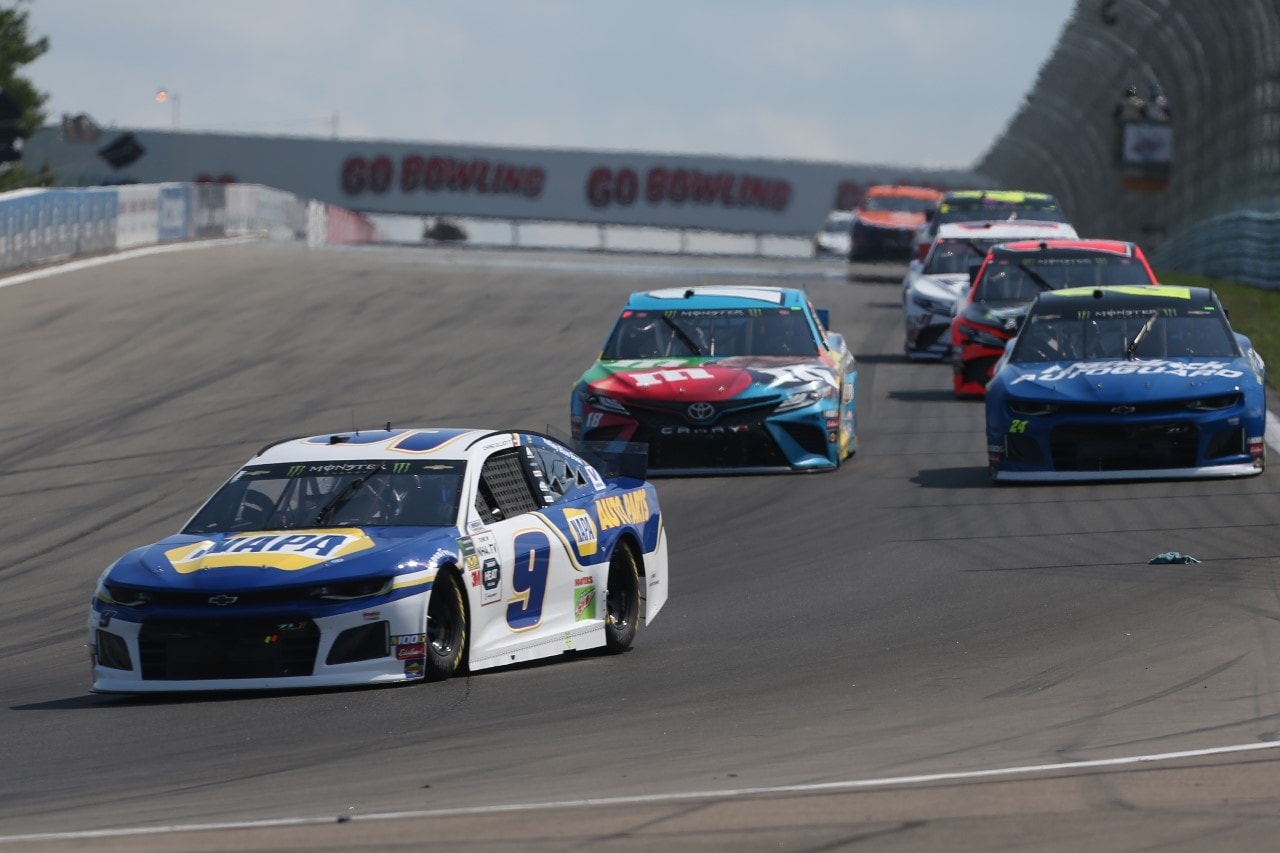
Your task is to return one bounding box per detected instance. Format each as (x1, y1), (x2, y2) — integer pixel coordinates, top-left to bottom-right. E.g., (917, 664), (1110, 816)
(155, 88), (179, 130)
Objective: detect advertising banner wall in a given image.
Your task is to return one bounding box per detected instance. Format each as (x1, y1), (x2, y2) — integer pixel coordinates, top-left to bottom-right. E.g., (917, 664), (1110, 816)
(0, 187), (119, 271)
(1, 182), (371, 278)
(116, 185), (160, 249)
(25, 128), (992, 237)
(157, 184), (191, 243)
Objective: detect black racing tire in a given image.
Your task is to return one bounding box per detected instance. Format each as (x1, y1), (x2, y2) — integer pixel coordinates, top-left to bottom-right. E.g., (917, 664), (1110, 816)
(605, 543), (643, 653)
(424, 569), (468, 680)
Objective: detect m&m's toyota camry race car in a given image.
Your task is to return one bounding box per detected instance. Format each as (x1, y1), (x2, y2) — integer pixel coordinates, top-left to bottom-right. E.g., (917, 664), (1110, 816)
(985, 285), (1266, 482)
(571, 286), (857, 475)
(89, 428), (668, 693)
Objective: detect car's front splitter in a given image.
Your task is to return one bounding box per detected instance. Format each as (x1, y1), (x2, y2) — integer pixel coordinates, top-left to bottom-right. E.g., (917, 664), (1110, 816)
(993, 461), (1263, 483)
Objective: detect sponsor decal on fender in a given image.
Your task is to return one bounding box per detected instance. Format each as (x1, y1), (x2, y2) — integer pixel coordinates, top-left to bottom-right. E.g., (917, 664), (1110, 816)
(563, 508), (598, 557)
(575, 585), (596, 621)
(596, 490), (650, 530)
(396, 643), (426, 660)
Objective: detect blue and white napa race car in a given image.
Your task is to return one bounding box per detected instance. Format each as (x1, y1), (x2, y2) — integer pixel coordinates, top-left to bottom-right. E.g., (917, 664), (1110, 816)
(986, 285), (1266, 482)
(89, 428), (669, 693)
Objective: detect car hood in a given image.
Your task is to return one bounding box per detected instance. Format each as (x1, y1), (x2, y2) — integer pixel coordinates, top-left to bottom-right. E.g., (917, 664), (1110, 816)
(914, 273), (971, 301)
(996, 357), (1256, 402)
(581, 356), (838, 403)
(970, 301), (1032, 330)
(106, 527), (459, 591)
(856, 210), (924, 230)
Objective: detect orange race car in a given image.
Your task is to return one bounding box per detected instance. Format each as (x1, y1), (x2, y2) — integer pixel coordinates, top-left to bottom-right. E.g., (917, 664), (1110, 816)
(848, 184), (942, 262)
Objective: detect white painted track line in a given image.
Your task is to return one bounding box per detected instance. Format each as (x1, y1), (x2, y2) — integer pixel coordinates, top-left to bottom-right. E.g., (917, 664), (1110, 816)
(2, 740), (1280, 844)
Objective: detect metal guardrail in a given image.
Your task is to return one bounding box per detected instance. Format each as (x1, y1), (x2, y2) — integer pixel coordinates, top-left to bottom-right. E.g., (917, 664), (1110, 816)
(977, 0), (1280, 287)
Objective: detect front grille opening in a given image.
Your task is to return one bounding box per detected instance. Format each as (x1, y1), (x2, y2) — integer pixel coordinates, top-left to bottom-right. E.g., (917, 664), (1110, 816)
(138, 617), (320, 680)
(1205, 426), (1246, 460)
(915, 324), (948, 352)
(95, 630), (133, 671)
(1050, 422), (1199, 471)
(1004, 433), (1044, 464)
(780, 422), (830, 457)
(963, 356), (998, 386)
(326, 621), (391, 665)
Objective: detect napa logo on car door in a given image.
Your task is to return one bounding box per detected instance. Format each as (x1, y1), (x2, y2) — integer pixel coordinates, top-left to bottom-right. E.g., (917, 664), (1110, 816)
(165, 529), (376, 572)
(562, 507), (598, 557)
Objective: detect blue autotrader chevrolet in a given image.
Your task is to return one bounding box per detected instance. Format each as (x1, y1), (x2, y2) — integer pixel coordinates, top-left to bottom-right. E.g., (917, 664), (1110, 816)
(571, 285), (857, 474)
(985, 285), (1266, 482)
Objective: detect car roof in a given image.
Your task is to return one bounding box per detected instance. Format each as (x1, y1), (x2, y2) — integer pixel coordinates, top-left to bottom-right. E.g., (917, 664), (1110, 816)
(1032, 284), (1218, 312)
(935, 220), (1079, 240)
(625, 285), (808, 311)
(250, 428), (517, 465)
(863, 184), (942, 200)
(990, 238), (1139, 256)
(941, 189), (1056, 203)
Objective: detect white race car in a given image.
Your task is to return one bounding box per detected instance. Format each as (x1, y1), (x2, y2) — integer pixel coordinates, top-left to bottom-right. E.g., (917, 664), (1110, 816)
(812, 210), (854, 257)
(902, 220), (1079, 360)
(89, 428), (669, 693)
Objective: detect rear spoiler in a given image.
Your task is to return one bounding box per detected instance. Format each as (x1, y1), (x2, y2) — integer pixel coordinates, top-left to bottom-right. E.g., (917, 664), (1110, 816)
(574, 440), (649, 482)
(541, 424), (650, 482)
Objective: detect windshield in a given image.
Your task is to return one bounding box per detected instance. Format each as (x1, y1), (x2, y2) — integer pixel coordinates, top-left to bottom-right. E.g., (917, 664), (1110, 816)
(924, 238), (1002, 275)
(862, 195), (934, 214)
(976, 253), (1155, 303)
(603, 308), (820, 359)
(1011, 306), (1239, 363)
(183, 460), (467, 533)
(936, 198), (1068, 224)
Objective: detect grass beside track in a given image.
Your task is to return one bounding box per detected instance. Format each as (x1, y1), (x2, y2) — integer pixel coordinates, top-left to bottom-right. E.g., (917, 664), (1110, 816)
(1156, 271), (1280, 390)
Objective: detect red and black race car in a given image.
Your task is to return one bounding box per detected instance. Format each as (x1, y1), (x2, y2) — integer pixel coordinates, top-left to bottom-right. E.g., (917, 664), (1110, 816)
(951, 239), (1157, 398)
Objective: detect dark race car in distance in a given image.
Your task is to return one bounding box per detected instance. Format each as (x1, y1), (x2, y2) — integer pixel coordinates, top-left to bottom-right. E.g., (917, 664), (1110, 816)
(952, 238), (1157, 398)
(985, 284), (1266, 482)
(848, 184), (941, 262)
(571, 286), (857, 475)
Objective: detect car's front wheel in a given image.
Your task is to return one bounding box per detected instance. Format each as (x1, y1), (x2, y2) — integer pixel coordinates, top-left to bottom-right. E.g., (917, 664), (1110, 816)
(605, 544), (643, 652)
(424, 569), (468, 679)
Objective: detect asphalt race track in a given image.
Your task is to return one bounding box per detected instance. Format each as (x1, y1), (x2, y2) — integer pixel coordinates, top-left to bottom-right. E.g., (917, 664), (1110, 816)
(3, 243), (1280, 851)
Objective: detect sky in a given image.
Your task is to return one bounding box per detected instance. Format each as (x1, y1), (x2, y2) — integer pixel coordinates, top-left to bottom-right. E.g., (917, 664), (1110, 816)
(22, 0), (1078, 171)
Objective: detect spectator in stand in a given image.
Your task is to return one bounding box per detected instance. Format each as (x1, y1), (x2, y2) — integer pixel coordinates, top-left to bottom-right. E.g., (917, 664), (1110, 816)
(1144, 88), (1172, 122)
(1112, 85), (1146, 122)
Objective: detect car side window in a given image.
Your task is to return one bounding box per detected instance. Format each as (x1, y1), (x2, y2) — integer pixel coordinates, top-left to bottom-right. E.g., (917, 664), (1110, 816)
(526, 444), (583, 505)
(475, 448), (543, 524)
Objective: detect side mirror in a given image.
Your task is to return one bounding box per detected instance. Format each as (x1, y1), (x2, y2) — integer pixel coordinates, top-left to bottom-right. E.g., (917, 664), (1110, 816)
(908, 259), (922, 274)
